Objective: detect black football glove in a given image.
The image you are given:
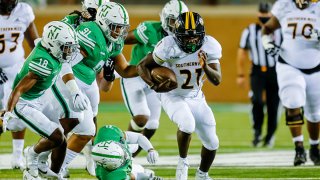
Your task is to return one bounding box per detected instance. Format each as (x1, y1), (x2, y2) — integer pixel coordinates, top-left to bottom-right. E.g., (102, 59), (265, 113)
(103, 58), (115, 82)
(0, 68), (8, 84)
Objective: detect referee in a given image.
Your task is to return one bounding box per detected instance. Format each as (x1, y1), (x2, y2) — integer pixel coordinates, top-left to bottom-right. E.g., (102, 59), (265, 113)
(236, 1), (282, 148)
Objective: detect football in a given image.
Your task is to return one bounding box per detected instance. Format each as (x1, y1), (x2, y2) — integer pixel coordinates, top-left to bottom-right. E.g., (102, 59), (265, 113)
(92, 140), (127, 170)
(151, 66), (178, 92)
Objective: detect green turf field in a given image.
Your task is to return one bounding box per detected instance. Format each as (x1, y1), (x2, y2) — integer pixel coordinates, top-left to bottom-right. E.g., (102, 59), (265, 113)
(0, 102), (317, 179)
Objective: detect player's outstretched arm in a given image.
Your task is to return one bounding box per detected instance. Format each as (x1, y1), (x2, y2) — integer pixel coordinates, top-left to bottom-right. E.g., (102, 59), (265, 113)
(125, 131), (159, 164)
(198, 50), (222, 86)
(114, 53), (138, 78)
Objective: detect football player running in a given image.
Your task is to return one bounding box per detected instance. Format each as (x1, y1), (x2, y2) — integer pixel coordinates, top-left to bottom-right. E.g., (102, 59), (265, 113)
(93, 125), (162, 180)
(2, 21), (81, 179)
(0, 0), (39, 170)
(45, 2), (137, 177)
(262, 0), (320, 166)
(121, 0), (188, 157)
(138, 12), (222, 180)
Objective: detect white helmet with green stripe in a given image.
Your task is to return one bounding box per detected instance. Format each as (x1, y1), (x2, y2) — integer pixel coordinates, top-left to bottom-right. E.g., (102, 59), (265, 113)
(160, 0), (189, 35)
(41, 21), (79, 63)
(82, 0), (109, 20)
(95, 2), (130, 43)
(92, 140), (127, 170)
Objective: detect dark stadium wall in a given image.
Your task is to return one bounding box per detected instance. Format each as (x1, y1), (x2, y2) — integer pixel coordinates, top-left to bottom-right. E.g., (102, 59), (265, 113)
(23, 5), (257, 102)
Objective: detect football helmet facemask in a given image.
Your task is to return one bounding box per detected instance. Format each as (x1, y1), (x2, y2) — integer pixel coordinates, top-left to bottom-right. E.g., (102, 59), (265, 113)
(294, 0), (311, 9)
(174, 12), (205, 54)
(0, 0), (18, 14)
(81, 0), (109, 21)
(41, 21), (79, 63)
(95, 2), (130, 43)
(160, 0), (189, 36)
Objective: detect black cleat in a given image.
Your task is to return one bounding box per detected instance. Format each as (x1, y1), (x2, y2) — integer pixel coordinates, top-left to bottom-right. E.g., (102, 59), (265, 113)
(294, 147), (307, 166)
(309, 145), (320, 166)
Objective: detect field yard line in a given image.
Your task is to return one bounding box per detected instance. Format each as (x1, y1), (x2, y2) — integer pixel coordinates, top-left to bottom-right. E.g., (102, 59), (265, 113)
(0, 150), (315, 170)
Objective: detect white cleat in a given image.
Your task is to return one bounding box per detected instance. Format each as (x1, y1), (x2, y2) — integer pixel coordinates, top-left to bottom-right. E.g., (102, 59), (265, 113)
(175, 158), (189, 180)
(60, 168), (70, 178)
(23, 169), (41, 180)
(85, 156), (96, 176)
(24, 146), (39, 178)
(195, 169), (213, 180)
(11, 155), (26, 171)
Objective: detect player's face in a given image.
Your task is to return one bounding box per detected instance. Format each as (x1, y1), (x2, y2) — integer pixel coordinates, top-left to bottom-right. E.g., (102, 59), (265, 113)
(166, 16), (177, 33)
(0, 0), (17, 15)
(109, 23), (129, 41)
(61, 44), (78, 62)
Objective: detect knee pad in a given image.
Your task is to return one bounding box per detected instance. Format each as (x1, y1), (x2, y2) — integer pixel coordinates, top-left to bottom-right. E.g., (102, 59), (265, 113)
(130, 119), (146, 131)
(286, 108), (304, 127)
(203, 134), (219, 151)
(145, 120), (159, 130)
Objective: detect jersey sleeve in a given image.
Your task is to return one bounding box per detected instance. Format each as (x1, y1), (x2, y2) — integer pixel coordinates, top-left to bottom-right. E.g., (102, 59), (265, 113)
(239, 27), (250, 49)
(76, 24), (101, 60)
(110, 42), (124, 58)
(133, 22), (153, 44)
(28, 58), (53, 79)
(271, 0), (288, 21)
(202, 36), (222, 64)
(152, 37), (171, 65)
(19, 3), (35, 26)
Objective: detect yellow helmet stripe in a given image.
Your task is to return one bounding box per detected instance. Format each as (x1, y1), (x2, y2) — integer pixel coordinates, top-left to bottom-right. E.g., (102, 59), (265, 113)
(190, 12), (196, 29)
(185, 12), (189, 29)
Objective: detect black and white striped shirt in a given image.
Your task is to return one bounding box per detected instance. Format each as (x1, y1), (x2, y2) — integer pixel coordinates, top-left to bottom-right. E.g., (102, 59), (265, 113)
(239, 23), (282, 67)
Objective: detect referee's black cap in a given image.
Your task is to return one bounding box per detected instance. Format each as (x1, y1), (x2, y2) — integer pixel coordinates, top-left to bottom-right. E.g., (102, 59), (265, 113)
(259, 1), (272, 13)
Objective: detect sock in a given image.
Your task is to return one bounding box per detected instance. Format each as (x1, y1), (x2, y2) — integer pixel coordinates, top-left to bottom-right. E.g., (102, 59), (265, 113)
(12, 139), (24, 159)
(292, 135), (303, 143)
(38, 150), (51, 170)
(60, 149), (79, 172)
(309, 139), (319, 145)
(29, 146), (39, 158)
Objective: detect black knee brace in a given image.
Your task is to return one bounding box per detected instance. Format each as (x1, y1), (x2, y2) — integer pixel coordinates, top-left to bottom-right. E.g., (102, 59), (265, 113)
(286, 108), (304, 127)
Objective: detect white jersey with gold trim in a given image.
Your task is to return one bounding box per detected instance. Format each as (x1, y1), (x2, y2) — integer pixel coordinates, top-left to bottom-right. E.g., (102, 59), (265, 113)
(272, 0), (320, 69)
(0, 2), (35, 68)
(153, 35), (222, 98)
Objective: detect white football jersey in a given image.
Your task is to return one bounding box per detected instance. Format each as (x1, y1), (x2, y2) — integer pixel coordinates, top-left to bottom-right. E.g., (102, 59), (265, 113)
(272, 0), (320, 69)
(0, 3), (35, 68)
(153, 35), (222, 98)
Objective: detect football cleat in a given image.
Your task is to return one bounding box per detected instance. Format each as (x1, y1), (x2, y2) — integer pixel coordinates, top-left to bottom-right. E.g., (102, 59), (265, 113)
(24, 146), (39, 178)
(195, 168), (212, 180)
(23, 169), (41, 180)
(11, 155), (25, 171)
(60, 167), (70, 178)
(309, 145), (320, 166)
(176, 158), (189, 180)
(294, 146), (307, 166)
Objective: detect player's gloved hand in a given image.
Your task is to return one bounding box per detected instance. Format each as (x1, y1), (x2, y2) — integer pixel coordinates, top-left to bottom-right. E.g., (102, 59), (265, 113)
(262, 35), (280, 56)
(0, 68), (8, 84)
(310, 29), (320, 41)
(147, 149), (159, 164)
(103, 59), (115, 82)
(1, 111), (16, 133)
(72, 91), (89, 111)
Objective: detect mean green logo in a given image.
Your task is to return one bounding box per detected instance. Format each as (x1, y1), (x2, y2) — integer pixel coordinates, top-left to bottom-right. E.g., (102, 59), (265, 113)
(99, 5), (112, 17)
(48, 25), (62, 40)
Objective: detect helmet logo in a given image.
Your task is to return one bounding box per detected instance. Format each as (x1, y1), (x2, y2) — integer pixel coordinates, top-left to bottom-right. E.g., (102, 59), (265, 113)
(48, 26), (61, 40)
(99, 5), (112, 17)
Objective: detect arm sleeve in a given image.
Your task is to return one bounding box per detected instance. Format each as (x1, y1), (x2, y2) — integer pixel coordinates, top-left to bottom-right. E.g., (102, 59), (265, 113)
(125, 131), (154, 151)
(239, 28), (250, 49)
(28, 58), (53, 79)
(271, 0), (285, 21)
(152, 38), (169, 65)
(21, 3), (35, 26)
(133, 22), (149, 44)
(202, 36), (222, 64)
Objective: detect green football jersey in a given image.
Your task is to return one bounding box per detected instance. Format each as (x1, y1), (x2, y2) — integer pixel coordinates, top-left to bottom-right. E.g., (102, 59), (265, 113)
(72, 21), (124, 85)
(94, 125), (132, 180)
(13, 43), (62, 100)
(130, 21), (164, 65)
(61, 13), (85, 29)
